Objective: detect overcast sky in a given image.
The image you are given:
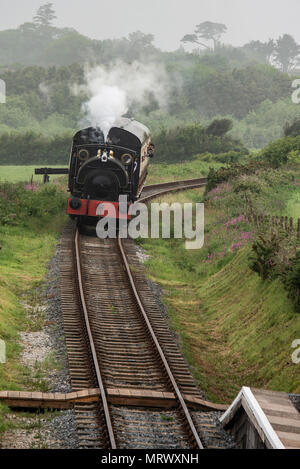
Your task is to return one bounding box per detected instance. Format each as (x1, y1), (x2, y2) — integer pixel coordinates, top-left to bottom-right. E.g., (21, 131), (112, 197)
(1, 0), (299, 51)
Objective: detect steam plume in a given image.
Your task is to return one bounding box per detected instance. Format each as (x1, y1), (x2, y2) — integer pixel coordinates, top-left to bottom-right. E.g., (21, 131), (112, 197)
(79, 61), (169, 137)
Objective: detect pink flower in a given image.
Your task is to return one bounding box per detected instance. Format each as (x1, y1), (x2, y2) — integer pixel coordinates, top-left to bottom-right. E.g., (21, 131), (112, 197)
(231, 242), (243, 252)
(25, 183), (38, 192)
(241, 231), (252, 240)
(225, 214), (247, 227)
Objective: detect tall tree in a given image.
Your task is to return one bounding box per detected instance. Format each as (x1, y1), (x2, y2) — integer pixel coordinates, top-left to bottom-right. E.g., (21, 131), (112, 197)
(195, 22), (227, 50)
(274, 34), (300, 73)
(128, 31), (154, 48)
(244, 39), (275, 65)
(181, 34), (210, 50)
(181, 21), (227, 51)
(34, 3), (57, 27)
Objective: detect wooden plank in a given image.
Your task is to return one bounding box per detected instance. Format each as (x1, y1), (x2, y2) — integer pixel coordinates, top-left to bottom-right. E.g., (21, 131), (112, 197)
(0, 387), (227, 411)
(276, 431), (300, 449)
(255, 394), (292, 407)
(265, 409), (300, 420)
(267, 415), (300, 432)
(252, 388), (289, 399)
(258, 401), (299, 415)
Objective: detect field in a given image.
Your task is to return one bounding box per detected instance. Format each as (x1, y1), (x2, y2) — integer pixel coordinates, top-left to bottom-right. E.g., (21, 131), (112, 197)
(0, 160), (220, 185)
(0, 166), (67, 183)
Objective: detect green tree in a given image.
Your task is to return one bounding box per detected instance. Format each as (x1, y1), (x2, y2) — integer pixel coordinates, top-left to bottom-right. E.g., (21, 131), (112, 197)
(206, 118), (233, 137)
(195, 22), (227, 50)
(128, 31), (154, 48)
(243, 40), (275, 65)
(182, 22), (227, 51)
(34, 3), (57, 27)
(284, 119), (300, 137)
(274, 34), (299, 73)
(181, 34), (210, 50)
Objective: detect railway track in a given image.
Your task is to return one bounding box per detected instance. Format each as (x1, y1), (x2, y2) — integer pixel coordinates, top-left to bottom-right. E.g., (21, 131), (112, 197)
(140, 177), (207, 201)
(60, 177), (217, 449)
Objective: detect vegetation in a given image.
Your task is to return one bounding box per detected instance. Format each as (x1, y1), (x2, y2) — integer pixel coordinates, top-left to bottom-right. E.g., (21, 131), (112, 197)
(154, 121), (247, 163)
(0, 3), (298, 160)
(0, 180), (67, 432)
(138, 163), (300, 402)
(0, 165), (65, 183)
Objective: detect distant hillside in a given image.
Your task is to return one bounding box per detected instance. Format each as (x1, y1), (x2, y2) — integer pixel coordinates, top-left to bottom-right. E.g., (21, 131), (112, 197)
(0, 12), (298, 151)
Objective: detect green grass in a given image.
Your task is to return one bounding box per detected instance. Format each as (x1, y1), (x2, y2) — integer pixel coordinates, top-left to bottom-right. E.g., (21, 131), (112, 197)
(286, 190), (300, 219)
(0, 166), (67, 183)
(146, 160), (222, 185)
(0, 160), (218, 185)
(195, 247), (300, 402)
(139, 170), (300, 404)
(0, 182), (67, 433)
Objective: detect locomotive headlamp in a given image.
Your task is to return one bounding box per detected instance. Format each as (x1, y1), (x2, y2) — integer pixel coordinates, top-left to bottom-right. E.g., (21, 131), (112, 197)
(121, 153), (133, 165)
(78, 149), (89, 161)
(101, 151), (108, 162)
(109, 150), (114, 158)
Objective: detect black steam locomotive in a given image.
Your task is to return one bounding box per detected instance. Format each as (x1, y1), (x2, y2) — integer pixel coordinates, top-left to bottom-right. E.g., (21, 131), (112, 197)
(67, 118), (153, 220)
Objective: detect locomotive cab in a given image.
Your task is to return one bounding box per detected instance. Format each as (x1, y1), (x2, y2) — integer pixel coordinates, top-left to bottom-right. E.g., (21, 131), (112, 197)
(67, 118), (153, 220)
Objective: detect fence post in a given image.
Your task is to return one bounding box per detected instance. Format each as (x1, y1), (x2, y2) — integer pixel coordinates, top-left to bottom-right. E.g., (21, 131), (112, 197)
(298, 219), (300, 239)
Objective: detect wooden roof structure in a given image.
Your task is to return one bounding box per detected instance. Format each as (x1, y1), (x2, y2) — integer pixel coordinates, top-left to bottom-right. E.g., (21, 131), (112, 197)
(220, 387), (300, 449)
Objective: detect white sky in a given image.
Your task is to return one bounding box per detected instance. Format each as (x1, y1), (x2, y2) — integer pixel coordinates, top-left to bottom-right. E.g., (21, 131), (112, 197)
(1, 0), (299, 51)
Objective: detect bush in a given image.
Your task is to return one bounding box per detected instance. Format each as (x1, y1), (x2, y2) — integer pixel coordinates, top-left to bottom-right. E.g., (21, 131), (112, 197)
(249, 232), (282, 280)
(0, 182), (66, 225)
(233, 174), (268, 194)
(154, 122), (247, 163)
(195, 150), (244, 164)
(262, 135), (300, 167)
(205, 118), (233, 137)
(282, 252), (300, 313)
(205, 159), (267, 194)
(0, 131), (72, 165)
(284, 119), (300, 137)
(249, 226), (300, 313)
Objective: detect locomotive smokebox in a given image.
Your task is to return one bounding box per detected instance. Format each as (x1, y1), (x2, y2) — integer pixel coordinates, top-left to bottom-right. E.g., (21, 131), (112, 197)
(83, 170), (120, 201)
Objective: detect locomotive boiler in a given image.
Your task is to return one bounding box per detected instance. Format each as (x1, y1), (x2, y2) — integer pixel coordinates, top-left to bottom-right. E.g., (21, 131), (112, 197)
(67, 118), (154, 221)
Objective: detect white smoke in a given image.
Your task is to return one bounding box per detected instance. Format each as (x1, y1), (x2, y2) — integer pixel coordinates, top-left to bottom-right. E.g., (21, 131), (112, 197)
(79, 61), (169, 137)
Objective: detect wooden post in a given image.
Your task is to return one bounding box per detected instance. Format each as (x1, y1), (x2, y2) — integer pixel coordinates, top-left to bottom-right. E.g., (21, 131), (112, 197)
(43, 173), (50, 184)
(298, 219), (300, 239)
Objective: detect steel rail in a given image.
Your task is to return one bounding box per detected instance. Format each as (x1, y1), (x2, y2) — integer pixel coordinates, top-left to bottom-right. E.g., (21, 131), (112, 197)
(127, 177), (206, 448)
(140, 178), (207, 202)
(118, 179), (204, 450)
(143, 177), (207, 191)
(74, 229), (117, 448)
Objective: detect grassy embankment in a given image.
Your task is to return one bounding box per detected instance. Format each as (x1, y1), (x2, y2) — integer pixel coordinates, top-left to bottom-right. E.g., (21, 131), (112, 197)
(138, 167), (300, 403)
(0, 180), (67, 432)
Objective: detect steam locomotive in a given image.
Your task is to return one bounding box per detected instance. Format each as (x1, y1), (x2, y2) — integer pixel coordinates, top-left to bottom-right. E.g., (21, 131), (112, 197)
(67, 118), (153, 221)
